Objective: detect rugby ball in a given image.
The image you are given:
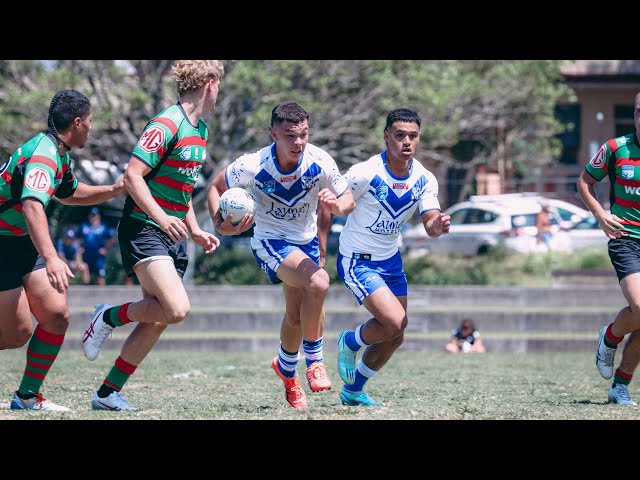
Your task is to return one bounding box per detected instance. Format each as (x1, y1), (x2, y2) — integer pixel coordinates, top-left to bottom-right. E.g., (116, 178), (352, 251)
(219, 187), (256, 225)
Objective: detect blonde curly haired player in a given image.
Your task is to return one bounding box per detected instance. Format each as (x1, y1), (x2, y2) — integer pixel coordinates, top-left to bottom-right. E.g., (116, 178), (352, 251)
(81, 61), (224, 412)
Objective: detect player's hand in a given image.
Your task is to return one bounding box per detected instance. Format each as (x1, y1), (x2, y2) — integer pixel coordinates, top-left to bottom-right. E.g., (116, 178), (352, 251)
(215, 213), (254, 236)
(158, 215), (189, 242)
(318, 188), (339, 214)
(46, 256), (74, 293)
(191, 229), (220, 254)
(113, 176), (126, 196)
(429, 212), (451, 236)
(598, 212), (628, 239)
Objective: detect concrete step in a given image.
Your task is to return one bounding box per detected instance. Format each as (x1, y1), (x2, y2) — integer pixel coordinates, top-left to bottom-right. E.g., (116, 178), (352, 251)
(64, 309), (616, 333)
(66, 284), (627, 309)
(59, 335), (598, 353)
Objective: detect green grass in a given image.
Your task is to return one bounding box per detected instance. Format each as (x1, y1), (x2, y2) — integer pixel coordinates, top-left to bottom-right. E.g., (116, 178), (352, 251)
(0, 349), (635, 420)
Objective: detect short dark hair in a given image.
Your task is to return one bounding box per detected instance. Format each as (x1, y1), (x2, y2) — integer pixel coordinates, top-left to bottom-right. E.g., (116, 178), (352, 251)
(271, 102), (309, 127)
(385, 108), (421, 131)
(47, 89), (91, 136)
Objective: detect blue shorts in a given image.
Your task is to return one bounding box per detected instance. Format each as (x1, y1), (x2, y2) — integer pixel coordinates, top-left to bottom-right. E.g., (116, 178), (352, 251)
(337, 250), (407, 305)
(250, 237), (320, 284)
(118, 217), (188, 279)
(608, 236), (640, 281)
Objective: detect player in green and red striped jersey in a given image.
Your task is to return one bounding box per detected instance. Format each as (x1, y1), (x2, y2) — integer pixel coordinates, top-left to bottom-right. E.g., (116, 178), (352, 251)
(81, 61), (223, 411)
(2, 89), (126, 412)
(578, 91), (640, 406)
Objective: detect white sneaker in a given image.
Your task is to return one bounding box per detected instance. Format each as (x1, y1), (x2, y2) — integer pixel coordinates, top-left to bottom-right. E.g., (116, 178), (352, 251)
(82, 304), (114, 361)
(608, 384), (637, 406)
(595, 325), (616, 379)
(91, 390), (138, 411)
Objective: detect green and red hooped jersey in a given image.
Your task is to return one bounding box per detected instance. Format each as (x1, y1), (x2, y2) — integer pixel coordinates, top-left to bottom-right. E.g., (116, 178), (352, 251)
(0, 132), (77, 237)
(585, 133), (640, 240)
(123, 103), (208, 228)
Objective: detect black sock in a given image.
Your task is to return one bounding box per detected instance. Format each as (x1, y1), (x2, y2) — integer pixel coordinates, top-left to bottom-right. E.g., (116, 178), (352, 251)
(102, 307), (117, 328)
(16, 391), (36, 400)
(97, 384), (117, 398)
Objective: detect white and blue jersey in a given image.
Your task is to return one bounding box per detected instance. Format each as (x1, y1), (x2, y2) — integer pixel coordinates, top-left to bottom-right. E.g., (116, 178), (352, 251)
(225, 142), (348, 244)
(339, 151), (441, 261)
(337, 151), (441, 303)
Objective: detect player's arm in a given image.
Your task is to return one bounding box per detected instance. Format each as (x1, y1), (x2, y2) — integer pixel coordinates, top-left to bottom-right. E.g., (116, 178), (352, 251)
(184, 200), (220, 255)
(318, 188), (355, 217)
(207, 169), (252, 236)
(421, 209), (451, 238)
(58, 178), (125, 206)
(23, 198), (73, 293)
(317, 203), (333, 269)
(124, 156), (188, 242)
(577, 170), (626, 239)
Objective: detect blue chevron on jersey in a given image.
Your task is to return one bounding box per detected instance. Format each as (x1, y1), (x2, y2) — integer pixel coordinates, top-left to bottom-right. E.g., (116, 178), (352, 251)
(225, 142), (348, 244)
(339, 152), (441, 261)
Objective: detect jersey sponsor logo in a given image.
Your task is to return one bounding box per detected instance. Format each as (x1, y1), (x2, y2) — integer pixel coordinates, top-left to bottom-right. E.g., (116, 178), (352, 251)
(589, 145), (606, 168)
(25, 167), (50, 192)
(622, 165), (635, 180)
(280, 174), (297, 183)
(178, 164), (202, 178)
(623, 185), (640, 195)
(393, 183), (408, 190)
(180, 146), (192, 161)
(267, 202), (310, 221)
(49, 146), (56, 156)
(368, 218), (403, 235)
(138, 126), (165, 153)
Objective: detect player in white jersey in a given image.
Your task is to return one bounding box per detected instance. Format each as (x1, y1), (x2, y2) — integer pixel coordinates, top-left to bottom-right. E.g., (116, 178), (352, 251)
(208, 102), (355, 409)
(321, 108), (450, 406)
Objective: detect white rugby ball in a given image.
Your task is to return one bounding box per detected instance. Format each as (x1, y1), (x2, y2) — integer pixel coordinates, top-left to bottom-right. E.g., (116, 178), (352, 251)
(219, 187), (256, 225)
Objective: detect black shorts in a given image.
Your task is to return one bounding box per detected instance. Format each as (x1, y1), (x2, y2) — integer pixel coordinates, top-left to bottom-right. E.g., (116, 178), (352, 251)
(118, 217), (188, 279)
(0, 234), (46, 291)
(608, 237), (640, 281)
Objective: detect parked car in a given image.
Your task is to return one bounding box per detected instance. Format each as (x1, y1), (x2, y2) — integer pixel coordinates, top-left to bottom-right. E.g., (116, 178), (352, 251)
(468, 193), (590, 228)
(402, 198), (568, 257)
(565, 213), (609, 252)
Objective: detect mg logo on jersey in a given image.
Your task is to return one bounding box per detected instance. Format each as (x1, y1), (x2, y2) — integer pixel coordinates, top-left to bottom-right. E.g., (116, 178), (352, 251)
(138, 126), (165, 153)
(590, 145), (606, 168)
(374, 185), (388, 201)
(25, 167), (50, 192)
(180, 146), (192, 161)
(393, 183), (408, 190)
(622, 165), (635, 180)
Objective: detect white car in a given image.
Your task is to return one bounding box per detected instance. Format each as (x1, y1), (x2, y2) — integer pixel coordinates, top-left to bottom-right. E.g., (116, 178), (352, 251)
(468, 193), (590, 228)
(565, 213), (610, 252)
(402, 198), (567, 256)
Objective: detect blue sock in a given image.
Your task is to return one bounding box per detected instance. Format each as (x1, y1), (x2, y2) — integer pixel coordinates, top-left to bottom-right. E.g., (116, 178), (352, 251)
(302, 338), (323, 367)
(277, 344), (299, 378)
(344, 359), (378, 393)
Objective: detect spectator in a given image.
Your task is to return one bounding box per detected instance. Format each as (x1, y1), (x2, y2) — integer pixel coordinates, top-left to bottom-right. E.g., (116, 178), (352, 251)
(56, 229), (90, 285)
(78, 207), (116, 285)
(445, 318), (486, 354)
(535, 203), (553, 251)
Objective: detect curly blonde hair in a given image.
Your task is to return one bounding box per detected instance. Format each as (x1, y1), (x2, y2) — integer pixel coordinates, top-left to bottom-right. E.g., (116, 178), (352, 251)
(171, 60), (225, 96)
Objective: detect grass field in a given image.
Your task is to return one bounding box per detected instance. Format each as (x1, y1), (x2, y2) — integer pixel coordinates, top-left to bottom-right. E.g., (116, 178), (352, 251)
(1, 348), (639, 421)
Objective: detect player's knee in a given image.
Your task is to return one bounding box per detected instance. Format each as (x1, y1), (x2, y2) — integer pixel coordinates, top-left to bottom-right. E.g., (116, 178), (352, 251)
(41, 309), (71, 333)
(0, 325), (33, 349)
(307, 269), (330, 296)
(383, 314), (407, 338)
(164, 302), (191, 324)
